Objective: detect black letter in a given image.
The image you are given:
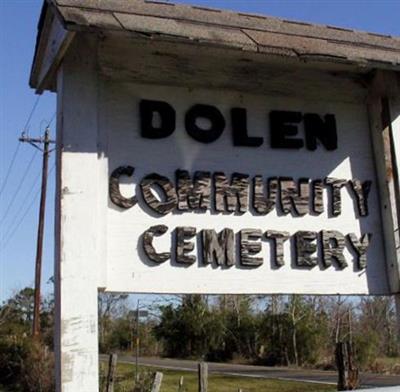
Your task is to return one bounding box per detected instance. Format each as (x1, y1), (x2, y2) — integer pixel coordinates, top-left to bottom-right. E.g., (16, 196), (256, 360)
(270, 110), (303, 149)
(231, 108), (263, 147)
(304, 113), (337, 151)
(140, 99), (175, 139)
(185, 104), (225, 143)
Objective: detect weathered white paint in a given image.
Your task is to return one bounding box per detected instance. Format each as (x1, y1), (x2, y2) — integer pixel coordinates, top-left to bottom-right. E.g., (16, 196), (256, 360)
(55, 35), (102, 391)
(98, 35), (368, 104)
(53, 31), (400, 391)
(101, 81), (387, 295)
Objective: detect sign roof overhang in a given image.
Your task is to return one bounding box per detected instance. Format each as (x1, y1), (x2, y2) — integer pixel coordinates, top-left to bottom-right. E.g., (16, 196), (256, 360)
(30, 0), (400, 93)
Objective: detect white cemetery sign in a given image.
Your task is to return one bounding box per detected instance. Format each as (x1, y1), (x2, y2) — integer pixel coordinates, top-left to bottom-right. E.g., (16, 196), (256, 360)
(105, 86), (385, 295)
(30, 1), (400, 391)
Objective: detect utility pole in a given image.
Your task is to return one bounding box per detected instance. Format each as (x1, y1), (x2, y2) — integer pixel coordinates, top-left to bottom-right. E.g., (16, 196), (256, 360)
(19, 128), (55, 338)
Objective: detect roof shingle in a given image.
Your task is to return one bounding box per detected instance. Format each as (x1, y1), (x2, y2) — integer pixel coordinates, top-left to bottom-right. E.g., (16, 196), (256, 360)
(30, 0), (400, 91)
(53, 0), (400, 68)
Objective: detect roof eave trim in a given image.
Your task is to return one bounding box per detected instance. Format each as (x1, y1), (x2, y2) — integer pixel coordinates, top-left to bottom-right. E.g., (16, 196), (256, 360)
(30, 2), (75, 93)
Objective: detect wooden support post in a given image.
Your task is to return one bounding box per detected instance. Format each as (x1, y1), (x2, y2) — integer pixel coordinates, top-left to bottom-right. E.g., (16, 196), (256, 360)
(335, 342), (359, 391)
(396, 296), (400, 342)
(336, 342), (348, 391)
(198, 362), (208, 392)
(389, 75), (400, 336)
(105, 353), (118, 392)
(150, 372), (163, 392)
(346, 342), (359, 390)
(367, 71), (400, 334)
(55, 35), (106, 391)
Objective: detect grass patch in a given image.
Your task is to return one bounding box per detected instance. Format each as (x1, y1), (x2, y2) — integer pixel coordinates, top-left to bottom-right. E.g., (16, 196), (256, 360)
(101, 362), (335, 392)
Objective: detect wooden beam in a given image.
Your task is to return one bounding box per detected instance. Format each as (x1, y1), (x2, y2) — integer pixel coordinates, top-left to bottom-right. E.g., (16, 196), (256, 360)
(98, 34), (368, 104)
(105, 354), (118, 392)
(198, 362), (208, 392)
(367, 70), (400, 329)
(151, 372), (163, 392)
(55, 34), (102, 392)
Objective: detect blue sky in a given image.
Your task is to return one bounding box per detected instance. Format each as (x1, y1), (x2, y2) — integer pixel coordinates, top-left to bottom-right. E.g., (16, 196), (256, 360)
(1, 0), (400, 303)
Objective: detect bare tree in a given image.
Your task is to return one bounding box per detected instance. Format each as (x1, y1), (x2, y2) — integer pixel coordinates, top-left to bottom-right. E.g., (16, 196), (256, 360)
(287, 295), (309, 367)
(98, 292), (128, 348)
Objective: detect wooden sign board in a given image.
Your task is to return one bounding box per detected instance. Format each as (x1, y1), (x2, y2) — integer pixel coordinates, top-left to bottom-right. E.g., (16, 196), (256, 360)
(53, 39), (399, 392)
(36, 8), (398, 389)
(103, 82), (387, 295)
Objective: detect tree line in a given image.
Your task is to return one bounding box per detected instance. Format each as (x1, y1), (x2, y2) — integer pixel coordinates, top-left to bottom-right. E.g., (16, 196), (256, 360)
(0, 288), (399, 390)
(98, 293), (399, 371)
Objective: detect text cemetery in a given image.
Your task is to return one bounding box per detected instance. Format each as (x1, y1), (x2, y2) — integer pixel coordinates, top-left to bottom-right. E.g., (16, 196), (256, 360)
(109, 100), (372, 271)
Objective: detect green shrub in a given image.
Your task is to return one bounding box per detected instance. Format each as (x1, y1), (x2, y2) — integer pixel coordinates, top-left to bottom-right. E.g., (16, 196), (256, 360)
(0, 336), (54, 391)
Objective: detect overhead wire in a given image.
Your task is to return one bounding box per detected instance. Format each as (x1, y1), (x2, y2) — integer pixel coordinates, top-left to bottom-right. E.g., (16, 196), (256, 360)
(3, 111), (56, 233)
(0, 95), (42, 199)
(1, 164), (55, 250)
(0, 142), (21, 197)
(0, 94), (42, 302)
(47, 112), (56, 128)
(0, 149), (39, 225)
(1, 169), (42, 242)
(1, 188), (41, 250)
(0, 95), (51, 303)
(22, 95), (41, 135)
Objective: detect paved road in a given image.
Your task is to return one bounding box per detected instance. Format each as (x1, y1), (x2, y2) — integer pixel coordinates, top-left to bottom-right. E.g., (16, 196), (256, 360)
(114, 356), (400, 389)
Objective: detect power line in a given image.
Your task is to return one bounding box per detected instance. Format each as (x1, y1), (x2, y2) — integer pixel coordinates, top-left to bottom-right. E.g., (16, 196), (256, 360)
(0, 95), (42, 198)
(1, 164), (55, 250)
(47, 112), (56, 128)
(0, 149), (39, 225)
(22, 95), (41, 134)
(1, 188), (41, 250)
(1, 169), (42, 241)
(2, 127), (56, 337)
(39, 113), (56, 136)
(0, 142), (21, 197)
